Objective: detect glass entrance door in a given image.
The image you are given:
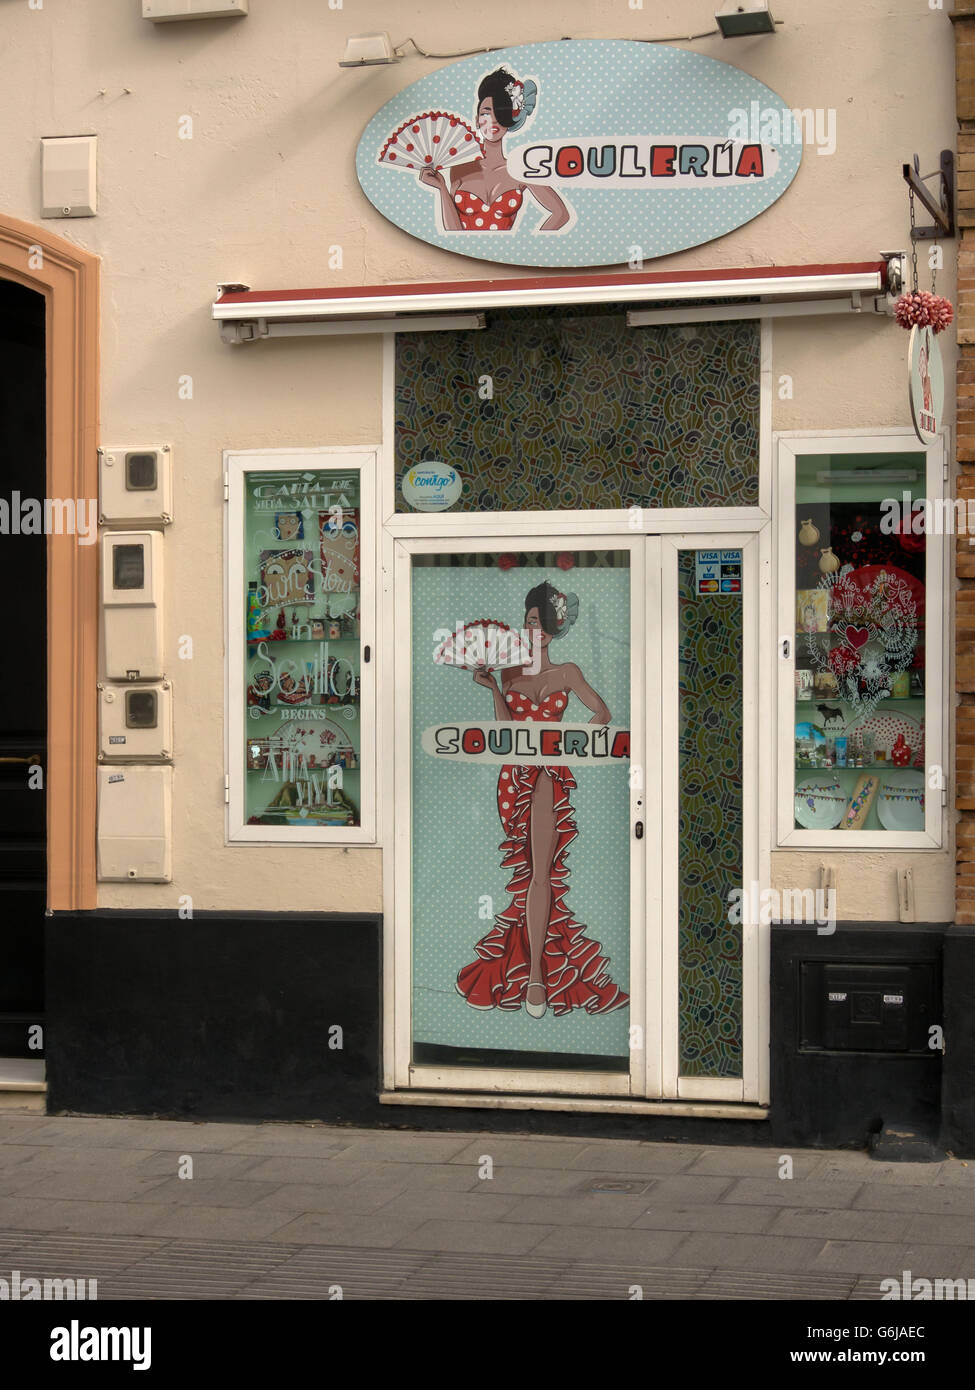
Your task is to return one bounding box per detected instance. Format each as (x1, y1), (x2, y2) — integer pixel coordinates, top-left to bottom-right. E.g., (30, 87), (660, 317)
(389, 531), (764, 1104)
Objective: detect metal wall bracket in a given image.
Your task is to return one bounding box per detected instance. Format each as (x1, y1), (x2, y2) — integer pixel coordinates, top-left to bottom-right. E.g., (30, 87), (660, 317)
(219, 318), (268, 345)
(902, 151), (955, 240)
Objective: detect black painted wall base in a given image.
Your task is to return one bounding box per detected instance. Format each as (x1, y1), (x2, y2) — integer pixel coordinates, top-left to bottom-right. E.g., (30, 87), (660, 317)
(770, 921), (947, 1151)
(45, 912), (967, 1150)
(941, 924), (975, 1157)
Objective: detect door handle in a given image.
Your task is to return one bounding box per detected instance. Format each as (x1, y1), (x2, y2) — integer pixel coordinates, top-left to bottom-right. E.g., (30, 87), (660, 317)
(634, 820), (644, 839)
(0, 755), (42, 764)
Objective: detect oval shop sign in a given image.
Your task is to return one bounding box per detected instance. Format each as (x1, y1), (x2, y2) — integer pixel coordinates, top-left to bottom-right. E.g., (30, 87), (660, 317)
(355, 40), (802, 269)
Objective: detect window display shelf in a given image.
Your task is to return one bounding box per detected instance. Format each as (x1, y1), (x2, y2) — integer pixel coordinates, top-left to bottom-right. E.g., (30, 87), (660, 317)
(228, 449), (374, 843)
(781, 438), (940, 844)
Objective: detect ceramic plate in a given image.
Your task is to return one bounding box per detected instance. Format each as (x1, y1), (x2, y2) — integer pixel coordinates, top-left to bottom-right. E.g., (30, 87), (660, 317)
(877, 771), (926, 832)
(794, 778), (847, 830)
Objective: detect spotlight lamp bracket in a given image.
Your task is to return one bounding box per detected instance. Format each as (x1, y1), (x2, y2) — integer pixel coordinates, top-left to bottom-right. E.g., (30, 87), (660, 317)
(902, 150), (955, 240)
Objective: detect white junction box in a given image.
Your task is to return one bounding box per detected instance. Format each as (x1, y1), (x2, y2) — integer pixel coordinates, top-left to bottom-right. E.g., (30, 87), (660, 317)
(99, 682), (172, 762)
(41, 136), (97, 218)
(97, 764), (173, 882)
(101, 531), (164, 681)
(99, 445), (173, 526)
(143, 0), (248, 20)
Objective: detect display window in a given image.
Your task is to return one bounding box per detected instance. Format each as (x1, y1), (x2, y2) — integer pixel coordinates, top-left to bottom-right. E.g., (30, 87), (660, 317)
(225, 450), (375, 843)
(776, 434), (945, 847)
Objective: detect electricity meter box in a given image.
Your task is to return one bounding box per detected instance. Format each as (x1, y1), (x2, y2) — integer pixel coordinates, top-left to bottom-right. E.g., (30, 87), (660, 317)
(99, 682), (172, 762)
(798, 960), (937, 1054)
(99, 445), (172, 526)
(97, 764), (172, 882)
(101, 531), (164, 681)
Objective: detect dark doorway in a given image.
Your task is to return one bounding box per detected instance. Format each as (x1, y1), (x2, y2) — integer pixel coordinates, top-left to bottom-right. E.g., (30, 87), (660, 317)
(0, 279), (46, 1057)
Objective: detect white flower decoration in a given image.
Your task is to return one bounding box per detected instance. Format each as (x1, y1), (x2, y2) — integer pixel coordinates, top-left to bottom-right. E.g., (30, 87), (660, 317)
(553, 592), (567, 626)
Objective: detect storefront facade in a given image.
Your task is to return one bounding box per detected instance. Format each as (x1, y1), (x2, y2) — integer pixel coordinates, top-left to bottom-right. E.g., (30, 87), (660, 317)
(1, 0), (971, 1150)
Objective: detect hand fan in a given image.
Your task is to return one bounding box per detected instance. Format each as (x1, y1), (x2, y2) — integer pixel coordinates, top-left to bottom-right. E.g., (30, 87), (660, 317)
(378, 111), (484, 172)
(434, 619), (534, 672)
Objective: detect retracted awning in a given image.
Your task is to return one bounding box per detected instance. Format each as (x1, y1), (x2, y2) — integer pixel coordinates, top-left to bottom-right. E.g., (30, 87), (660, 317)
(212, 259), (898, 342)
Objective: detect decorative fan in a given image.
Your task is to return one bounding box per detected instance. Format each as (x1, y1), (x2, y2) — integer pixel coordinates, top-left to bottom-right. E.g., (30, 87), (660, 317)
(378, 111), (483, 173)
(434, 619), (534, 672)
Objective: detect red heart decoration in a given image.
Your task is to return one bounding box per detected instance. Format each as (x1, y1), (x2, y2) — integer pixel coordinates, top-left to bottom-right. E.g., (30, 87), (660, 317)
(844, 625), (870, 651)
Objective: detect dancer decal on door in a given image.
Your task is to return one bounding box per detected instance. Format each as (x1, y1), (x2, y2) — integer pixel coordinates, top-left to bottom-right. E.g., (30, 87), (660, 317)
(448, 580), (628, 1019)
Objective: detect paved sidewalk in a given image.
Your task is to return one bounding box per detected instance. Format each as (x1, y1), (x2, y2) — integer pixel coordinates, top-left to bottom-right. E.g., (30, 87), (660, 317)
(0, 1112), (973, 1299)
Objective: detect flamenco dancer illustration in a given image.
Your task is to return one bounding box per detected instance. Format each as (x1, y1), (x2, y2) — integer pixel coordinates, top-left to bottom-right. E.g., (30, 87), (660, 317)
(456, 581), (628, 1019)
(417, 68), (570, 233)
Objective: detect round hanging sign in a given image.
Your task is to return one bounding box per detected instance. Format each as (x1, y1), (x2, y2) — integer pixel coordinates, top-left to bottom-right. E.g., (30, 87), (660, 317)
(355, 40), (803, 269)
(401, 463), (463, 511)
(908, 324), (943, 445)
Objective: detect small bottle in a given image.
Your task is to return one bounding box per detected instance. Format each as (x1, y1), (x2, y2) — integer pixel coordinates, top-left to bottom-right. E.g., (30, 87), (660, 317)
(247, 583), (261, 638)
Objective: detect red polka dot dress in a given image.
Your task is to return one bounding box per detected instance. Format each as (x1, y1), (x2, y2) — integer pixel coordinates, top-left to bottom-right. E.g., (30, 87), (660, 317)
(453, 187), (524, 231)
(455, 689), (629, 1016)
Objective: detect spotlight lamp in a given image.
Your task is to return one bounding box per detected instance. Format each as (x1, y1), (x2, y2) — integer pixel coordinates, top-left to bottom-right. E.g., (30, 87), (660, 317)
(715, 3), (777, 37)
(338, 32), (399, 67)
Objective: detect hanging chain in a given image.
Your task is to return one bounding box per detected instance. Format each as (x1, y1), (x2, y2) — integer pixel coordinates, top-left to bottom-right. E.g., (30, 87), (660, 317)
(931, 238), (938, 295)
(909, 187), (919, 294)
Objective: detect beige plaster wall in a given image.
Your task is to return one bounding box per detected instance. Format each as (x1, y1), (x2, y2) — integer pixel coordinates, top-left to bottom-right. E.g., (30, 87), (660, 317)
(0, 0), (957, 915)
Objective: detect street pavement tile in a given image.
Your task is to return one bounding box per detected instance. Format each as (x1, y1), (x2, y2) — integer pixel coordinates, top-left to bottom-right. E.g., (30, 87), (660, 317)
(253, 1179), (415, 1216)
(367, 1188), (524, 1222)
(129, 1151), (268, 1180)
(566, 1143), (704, 1175)
(474, 1167), (641, 1197)
(901, 1213), (975, 1246)
(0, 1168), (58, 1198)
(225, 1132), (361, 1157)
(265, 1210), (428, 1247)
(346, 1161), (480, 1192)
(394, 1219), (553, 1255)
(633, 1202), (779, 1234)
(21, 1119), (272, 1152)
(532, 1226), (688, 1265)
(642, 1175), (736, 1205)
(669, 1232), (826, 1272)
(326, 1134), (474, 1165)
(853, 1183), (975, 1216)
(686, 1148), (828, 1179)
(2, 1146), (161, 1176)
(720, 1178), (865, 1208)
(140, 1205), (297, 1242)
(928, 1161), (975, 1186)
(130, 1177), (284, 1207)
(817, 1156), (957, 1186)
(0, 1117), (51, 1141)
(811, 1240), (974, 1277)
(0, 1197), (169, 1235)
(1, 1170), (172, 1203)
(766, 1207), (916, 1242)
(499, 1192), (655, 1228)
(226, 1155), (369, 1186)
(447, 1138), (591, 1169)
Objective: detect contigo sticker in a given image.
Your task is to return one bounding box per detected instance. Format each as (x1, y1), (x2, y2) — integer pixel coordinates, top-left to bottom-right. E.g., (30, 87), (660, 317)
(401, 463), (463, 512)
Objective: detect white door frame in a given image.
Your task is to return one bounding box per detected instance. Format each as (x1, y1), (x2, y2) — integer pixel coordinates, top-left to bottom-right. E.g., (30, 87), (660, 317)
(383, 524), (770, 1105)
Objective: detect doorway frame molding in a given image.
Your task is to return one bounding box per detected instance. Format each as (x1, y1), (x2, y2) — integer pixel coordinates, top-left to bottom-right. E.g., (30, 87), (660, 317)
(0, 212), (99, 909)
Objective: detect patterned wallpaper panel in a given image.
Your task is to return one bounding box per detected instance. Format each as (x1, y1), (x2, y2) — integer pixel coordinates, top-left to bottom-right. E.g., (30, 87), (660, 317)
(677, 551), (743, 1077)
(395, 306), (760, 512)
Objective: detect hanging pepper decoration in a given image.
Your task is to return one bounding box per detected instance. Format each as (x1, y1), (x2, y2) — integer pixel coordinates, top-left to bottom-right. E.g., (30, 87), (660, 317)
(894, 186), (954, 332)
